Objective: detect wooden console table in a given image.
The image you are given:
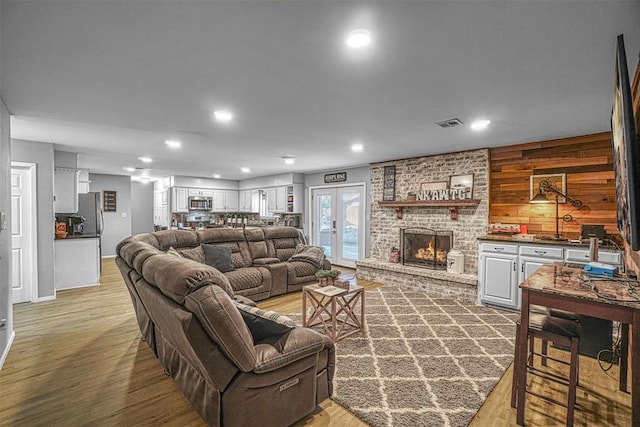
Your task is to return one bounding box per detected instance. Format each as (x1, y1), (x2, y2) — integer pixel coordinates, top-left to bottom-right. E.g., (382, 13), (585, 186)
(302, 283), (365, 342)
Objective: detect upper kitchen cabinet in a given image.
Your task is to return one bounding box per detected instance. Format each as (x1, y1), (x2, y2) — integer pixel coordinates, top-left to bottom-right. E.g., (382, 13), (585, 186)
(171, 187), (189, 213)
(54, 168), (79, 213)
(77, 169), (90, 193)
(238, 190), (259, 212)
(266, 184), (303, 213)
(212, 190), (238, 212)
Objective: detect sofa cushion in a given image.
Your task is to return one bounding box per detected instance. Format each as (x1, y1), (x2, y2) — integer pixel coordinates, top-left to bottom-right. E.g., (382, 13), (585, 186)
(167, 246), (182, 257)
(202, 244), (235, 273)
(141, 253), (235, 303)
(225, 267), (269, 292)
(288, 244), (326, 269)
(235, 302), (296, 342)
(185, 286), (256, 372)
(153, 229), (199, 251)
(177, 246), (205, 263)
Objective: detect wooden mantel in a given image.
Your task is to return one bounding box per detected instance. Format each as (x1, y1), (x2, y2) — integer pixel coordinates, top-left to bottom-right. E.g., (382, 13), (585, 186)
(378, 199), (481, 220)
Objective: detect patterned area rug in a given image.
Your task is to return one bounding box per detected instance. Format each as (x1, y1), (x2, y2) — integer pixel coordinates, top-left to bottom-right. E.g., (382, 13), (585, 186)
(296, 286), (519, 427)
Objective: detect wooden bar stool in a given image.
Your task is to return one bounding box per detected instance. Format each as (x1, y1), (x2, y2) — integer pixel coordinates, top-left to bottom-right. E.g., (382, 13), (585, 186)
(511, 312), (581, 426)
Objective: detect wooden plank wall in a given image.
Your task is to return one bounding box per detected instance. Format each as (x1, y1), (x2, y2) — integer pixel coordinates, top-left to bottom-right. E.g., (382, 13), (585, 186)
(489, 132), (616, 240)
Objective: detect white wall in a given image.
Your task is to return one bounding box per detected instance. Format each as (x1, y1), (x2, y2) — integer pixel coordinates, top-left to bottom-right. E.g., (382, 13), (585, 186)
(131, 182), (153, 235)
(0, 97), (12, 369)
(11, 139), (56, 300)
(89, 174), (132, 256)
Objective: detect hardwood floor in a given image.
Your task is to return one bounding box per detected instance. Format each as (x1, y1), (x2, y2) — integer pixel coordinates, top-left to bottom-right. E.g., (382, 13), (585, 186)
(0, 258), (632, 426)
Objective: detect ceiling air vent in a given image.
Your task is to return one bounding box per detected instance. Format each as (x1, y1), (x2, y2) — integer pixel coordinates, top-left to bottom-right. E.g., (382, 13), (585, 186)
(434, 118), (464, 128)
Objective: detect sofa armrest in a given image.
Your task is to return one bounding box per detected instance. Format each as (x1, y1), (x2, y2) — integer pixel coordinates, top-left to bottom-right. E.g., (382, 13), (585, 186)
(233, 294), (257, 307)
(252, 257), (281, 266)
(253, 328), (334, 374)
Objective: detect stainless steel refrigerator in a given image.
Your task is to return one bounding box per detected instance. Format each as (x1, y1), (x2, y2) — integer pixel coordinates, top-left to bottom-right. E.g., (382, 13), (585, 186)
(77, 191), (104, 271)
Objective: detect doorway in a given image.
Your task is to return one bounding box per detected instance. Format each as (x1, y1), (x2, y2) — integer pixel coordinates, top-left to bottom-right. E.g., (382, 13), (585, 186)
(310, 184), (365, 268)
(10, 162), (38, 304)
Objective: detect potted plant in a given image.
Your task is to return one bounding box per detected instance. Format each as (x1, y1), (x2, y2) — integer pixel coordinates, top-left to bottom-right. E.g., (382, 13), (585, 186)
(315, 269), (342, 286)
(407, 191), (417, 201)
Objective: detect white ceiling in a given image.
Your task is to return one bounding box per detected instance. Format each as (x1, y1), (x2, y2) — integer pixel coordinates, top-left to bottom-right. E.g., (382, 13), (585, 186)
(3, 1), (640, 181)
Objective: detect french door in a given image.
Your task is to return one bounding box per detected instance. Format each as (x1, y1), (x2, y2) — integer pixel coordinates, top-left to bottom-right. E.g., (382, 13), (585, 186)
(311, 185), (364, 268)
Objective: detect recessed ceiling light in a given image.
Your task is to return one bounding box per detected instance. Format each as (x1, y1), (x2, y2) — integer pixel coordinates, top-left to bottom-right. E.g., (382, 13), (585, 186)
(240, 167), (250, 173)
(138, 156), (152, 163)
(351, 143), (364, 152)
(346, 29), (371, 48)
(282, 156), (295, 165)
(470, 119), (491, 131)
(123, 167), (135, 172)
(165, 139), (181, 148)
(212, 174), (221, 179)
(213, 109), (234, 123)
(139, 176), (151, 184)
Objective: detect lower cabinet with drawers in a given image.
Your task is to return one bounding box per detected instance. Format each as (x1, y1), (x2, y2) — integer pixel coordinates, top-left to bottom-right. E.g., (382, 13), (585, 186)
(478, 240), (622, 310)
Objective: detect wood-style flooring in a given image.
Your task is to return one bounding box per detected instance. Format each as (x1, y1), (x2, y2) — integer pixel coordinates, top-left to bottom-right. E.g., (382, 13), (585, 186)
(0, 258), (632, 426)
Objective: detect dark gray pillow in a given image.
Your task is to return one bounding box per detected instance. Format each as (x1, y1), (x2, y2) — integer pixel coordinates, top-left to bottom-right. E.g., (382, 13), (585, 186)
(235, 302), (296, 342)
(202, 244), (235, 273)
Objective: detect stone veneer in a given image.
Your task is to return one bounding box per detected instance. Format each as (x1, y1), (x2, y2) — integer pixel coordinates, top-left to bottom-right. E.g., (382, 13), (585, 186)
(358, 148), (489, 300)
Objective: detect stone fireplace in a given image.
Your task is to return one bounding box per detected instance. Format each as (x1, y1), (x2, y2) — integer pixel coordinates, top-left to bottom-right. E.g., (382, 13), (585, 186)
(356, 148), (489, 302)
(401, 227), (452, 269)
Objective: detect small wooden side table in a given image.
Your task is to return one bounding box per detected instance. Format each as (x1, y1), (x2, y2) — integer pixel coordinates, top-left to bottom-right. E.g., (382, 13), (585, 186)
(302, 283), (365, 342)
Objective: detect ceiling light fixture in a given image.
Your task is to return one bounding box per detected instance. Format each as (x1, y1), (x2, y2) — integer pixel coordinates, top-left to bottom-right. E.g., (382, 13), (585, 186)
(346, 29), (371, 48)
(470, 119), (491, 131)
(165, 139), (181, 148)
(240, 167), (250, 173)
(351, 143), (364, 152)
(282, 156), (295, 165)
(123, 167), (135, 172)
(138, 156), (152, 163)
(212, 174), (221, 179)
(213, 109), (234, 123)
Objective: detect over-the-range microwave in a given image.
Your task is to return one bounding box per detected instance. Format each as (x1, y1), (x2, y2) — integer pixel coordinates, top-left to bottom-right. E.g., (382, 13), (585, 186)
(188, 196), (212, 211)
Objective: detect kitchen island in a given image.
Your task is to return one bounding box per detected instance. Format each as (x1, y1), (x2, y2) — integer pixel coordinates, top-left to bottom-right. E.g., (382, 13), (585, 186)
(54, 234), (101, 290)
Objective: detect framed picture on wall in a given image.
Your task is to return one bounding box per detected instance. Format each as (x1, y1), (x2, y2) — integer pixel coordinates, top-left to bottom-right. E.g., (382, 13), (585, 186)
(103, 190), (117, 212)
(530, 173), (566, 203)
(449, 174), (474, 199)
(383, 165), (396, 201)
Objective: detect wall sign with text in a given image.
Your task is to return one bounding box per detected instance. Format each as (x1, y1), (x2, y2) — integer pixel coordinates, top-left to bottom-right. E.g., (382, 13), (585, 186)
(324, 172), (347, 183)
(103, 190), (117, 212)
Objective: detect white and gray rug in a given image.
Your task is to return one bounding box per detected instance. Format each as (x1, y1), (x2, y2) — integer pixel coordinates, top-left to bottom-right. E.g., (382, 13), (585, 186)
(296, 286), (519, 427)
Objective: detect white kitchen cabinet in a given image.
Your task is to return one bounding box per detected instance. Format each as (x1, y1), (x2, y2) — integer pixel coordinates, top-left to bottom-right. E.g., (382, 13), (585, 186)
(478, 243), (519, 309)
(239, 190), (257, 212)
(212, 190), (238, 212)
(171, 187), (189, 213)
(565, 248), (622, 266)
(154, 190), (170, 227)
(288, 184), (304, 213)
(55, 237), (100, 289)
(54, 168), (79, 213)
(266, 188), (277, 213)
(275, 186), (287, 213)
(77, 169), (90, 194)
(517, 245), (564, 307)
(189, 188), (213, 197)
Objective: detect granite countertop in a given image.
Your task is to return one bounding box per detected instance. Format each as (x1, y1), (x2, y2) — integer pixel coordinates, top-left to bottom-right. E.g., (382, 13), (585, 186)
(478, 234), (620, 249)
(55, 233), (100, 240)
(521, 264), (640, 309)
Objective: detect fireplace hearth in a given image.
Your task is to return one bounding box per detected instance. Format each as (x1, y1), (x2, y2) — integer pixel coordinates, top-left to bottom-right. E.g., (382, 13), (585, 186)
(401, 227), (453, 269)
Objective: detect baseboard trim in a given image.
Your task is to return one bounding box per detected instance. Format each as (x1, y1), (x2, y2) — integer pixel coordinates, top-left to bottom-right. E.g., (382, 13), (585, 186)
(36, 295), (56, 302)
(0, 330), (16, 371)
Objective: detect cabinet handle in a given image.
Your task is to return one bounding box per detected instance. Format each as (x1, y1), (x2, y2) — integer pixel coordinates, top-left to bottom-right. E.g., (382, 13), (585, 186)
(534, 250), (546, 255)
(513, 262), (516, 272)
(521, 263), (524, 273)
(494, 247), (504, 252)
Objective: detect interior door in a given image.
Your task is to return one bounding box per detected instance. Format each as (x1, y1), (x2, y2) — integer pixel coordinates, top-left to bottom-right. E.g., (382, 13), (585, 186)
(11, 163), (37, 304)
(311, 185), (364, 268)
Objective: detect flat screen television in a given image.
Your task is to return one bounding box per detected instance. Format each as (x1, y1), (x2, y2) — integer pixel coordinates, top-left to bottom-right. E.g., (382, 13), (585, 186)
(611, 34), (640, 251)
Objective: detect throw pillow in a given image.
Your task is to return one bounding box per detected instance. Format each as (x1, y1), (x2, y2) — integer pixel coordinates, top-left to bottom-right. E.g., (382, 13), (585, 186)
(235, 302), (296, 342)
(167, 246), (183, 257)
(177, 246), (205, 263)
(202, 244), (235, 273)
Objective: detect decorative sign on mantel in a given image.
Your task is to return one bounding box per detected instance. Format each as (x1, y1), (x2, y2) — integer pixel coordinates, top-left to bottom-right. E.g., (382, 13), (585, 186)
(415, 173), (474, 201)
(324, 171), (347, 183)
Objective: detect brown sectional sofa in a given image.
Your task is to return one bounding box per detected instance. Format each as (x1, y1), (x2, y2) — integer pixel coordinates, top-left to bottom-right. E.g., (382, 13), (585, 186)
(115, 227), (335, 426)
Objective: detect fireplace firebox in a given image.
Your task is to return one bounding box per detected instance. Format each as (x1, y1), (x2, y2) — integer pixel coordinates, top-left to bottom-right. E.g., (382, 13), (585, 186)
(401, 228), (453, 269)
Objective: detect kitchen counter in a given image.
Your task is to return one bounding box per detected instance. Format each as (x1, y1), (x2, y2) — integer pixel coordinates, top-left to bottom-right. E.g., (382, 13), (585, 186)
(478, 234), (621, 250)
(55, 233), (100, 240)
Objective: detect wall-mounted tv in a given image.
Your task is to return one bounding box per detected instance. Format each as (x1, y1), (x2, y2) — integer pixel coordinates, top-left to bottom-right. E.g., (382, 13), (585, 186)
(611, 34), (640, 251)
